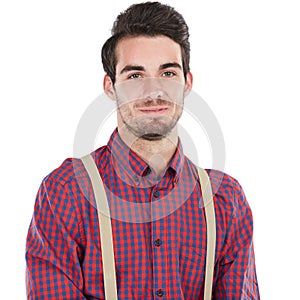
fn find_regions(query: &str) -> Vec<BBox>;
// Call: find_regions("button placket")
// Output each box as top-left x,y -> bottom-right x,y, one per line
152,204 -> 166,299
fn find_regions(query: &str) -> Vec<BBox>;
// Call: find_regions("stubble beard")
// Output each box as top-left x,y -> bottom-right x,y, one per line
117,101 -> 183,141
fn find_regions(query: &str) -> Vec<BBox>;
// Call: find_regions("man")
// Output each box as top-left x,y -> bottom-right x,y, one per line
26,2 -> 260,299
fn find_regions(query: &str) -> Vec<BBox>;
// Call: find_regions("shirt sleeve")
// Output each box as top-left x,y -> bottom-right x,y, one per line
213,179 -> 260,299
25,175 -> 87,299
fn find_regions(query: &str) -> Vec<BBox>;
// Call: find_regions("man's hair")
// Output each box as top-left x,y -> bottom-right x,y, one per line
101,1 -> 190,84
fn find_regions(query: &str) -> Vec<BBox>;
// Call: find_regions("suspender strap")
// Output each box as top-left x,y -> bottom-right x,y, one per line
81,154 -> 118,300
81,154 -> 215,300
198,167 -> 216,300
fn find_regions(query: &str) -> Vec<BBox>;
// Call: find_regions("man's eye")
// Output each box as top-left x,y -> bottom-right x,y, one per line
128,73 -> 142,79
162,71 -> 176,77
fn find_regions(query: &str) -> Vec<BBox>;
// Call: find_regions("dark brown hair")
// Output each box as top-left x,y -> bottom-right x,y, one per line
101,2 -> 190,84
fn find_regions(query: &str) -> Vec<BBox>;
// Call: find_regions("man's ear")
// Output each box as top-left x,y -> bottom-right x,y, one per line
103,74 -> 117,100
184,71 -> 193,97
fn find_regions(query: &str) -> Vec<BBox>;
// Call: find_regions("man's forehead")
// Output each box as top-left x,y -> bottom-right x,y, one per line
115,36 -> 182,68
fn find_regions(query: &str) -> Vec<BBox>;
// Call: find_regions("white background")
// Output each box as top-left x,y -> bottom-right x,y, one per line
1,0 -> 299,298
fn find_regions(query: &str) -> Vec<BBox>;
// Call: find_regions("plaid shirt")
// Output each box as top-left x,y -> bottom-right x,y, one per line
26,128 -> 260,299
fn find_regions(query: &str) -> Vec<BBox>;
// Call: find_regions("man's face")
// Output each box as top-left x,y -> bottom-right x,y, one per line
105,35 -> 193,140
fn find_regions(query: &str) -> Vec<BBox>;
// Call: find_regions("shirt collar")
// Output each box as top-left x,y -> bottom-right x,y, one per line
107,128 -> 185,185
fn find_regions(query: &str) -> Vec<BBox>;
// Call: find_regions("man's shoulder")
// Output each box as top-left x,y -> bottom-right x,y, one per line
203,168 -> 250,216
205,168 -> 241,193
42,146 -> 108,188
184,157 -> 241,194
45,157 -> 83,186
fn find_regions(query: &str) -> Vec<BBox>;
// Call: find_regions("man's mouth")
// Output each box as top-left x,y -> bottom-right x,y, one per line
138,106 -> 169,114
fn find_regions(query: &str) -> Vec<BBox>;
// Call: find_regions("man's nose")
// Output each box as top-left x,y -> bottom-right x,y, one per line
145,90 -> 163,99
142,78 -> 164,99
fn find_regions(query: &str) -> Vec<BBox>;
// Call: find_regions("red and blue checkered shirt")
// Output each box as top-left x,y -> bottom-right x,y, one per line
26,128 -> 260,299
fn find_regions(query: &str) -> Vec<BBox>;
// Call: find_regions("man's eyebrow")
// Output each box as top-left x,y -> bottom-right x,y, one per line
120,65 -> 145,74
120,63 -> 182,74
159,62 -> 182,70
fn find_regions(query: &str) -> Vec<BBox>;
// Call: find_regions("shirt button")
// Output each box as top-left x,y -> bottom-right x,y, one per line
154,238 -> 162,247
145,168 -> 151,175
153,191 -> 159,198
156,289 -> 164,297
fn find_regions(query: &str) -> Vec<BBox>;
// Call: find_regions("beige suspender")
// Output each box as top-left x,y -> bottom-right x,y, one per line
81,154 -> 118,300
81,154 -> 216,299
197,167 -> 216,300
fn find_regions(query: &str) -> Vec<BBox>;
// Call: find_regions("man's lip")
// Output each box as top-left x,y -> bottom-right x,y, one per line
138,106 -> 169,113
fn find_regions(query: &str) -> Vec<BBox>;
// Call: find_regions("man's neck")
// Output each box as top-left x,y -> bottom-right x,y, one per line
118,126 -> 178,177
